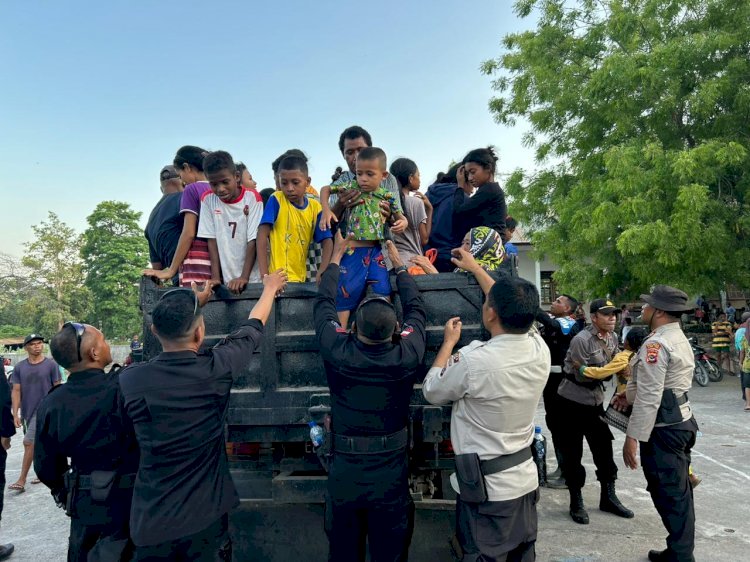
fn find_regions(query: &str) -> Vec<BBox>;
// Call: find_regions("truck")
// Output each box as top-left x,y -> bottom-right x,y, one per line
139,264 -> 513,561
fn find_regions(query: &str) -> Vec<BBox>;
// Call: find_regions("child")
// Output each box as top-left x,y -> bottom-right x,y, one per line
256,155 -> 333,283
197,151 -> 263,294
320,147 -> 408,326
504,216 -> 519,257
236,161 -> 258,191
389,157 -> 432,265
143,145 -> 213,287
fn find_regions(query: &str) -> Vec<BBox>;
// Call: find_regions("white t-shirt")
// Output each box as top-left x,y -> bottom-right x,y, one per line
197,188 -> 263,283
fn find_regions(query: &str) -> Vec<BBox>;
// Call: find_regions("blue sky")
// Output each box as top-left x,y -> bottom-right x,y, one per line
0,0 -> 537,258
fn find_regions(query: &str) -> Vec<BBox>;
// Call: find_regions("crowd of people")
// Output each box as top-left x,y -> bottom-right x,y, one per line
0,125 -> 701,562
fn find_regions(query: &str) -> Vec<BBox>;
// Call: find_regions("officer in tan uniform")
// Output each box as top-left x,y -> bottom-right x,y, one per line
615,285 -> 698,562
423,248 -> 550,561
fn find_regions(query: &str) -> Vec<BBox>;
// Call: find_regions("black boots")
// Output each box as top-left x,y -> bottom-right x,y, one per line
599,481 -> 634,518
568,488 -> 589,524
569,482 -> 633,524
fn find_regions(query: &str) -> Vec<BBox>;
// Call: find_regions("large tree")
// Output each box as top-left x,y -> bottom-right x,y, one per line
81,201 -> 149,339
21,213 -> 89,333
484,0 -> 750,298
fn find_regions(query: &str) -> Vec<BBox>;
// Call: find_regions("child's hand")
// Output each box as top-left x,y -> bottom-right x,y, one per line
315,270 -> 323,286
143,267 -> 175,282
263,269 -> 288,296
391,217 -> 408,234
227,277 -> 249,294
321,208 -> 338,231
414,192 -> 432,210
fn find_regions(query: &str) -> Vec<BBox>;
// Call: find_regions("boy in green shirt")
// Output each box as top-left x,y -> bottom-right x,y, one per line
320,147 -> 408,326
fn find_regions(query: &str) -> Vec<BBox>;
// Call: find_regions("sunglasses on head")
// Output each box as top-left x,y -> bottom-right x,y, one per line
160,287 -> 199,317
63,322 -> 86,362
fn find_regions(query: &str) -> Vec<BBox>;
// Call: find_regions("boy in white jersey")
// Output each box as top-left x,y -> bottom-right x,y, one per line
198,151 -> 263,294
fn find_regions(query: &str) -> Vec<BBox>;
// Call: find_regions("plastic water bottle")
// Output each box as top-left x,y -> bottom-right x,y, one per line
309,421 -> 324,448
531,426 -> 547,487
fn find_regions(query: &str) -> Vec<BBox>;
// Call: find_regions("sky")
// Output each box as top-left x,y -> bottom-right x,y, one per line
0,0 -> 538,259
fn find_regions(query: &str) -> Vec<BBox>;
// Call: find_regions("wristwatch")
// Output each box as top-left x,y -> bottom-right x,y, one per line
394,265 -> 408,275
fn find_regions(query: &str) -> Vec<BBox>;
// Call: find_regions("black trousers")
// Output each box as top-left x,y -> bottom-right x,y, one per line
68,517 -> 134,562
135,514 -> 231,562
557,396 -> 617,489
325,496 -> 415,562
640,424 -> 697,562
542,373 -> 565,455
0,446 -> 6,522
456,489 -> 539,562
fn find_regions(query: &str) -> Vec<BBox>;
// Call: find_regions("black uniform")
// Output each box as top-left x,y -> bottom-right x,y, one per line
118,319 -> 263,560
314,264 -> 426,562
34,368 -> 139,561
536,313 -> 580,459
0,362 -> 15,523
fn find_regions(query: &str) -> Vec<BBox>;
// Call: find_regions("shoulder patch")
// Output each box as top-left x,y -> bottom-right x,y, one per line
447,352 -> 461,367
645,342 -> 661,364
400,325 -> 414,338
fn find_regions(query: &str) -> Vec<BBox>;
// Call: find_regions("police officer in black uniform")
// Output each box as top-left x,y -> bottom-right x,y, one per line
35,322 -> 139,561
314,235 -> 426,562
536,294 -> 581,488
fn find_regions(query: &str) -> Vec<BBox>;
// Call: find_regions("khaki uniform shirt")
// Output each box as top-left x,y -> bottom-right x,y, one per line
558,325 -> 618,406
625,323 -> 694,442
422,332 -> 550,502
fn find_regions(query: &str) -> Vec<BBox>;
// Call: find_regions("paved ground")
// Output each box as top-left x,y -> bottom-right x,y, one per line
0,375 -> 747,561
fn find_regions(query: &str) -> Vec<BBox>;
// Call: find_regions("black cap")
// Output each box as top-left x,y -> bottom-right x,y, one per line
590,299 -> 617,314
640,285 -> 691,313
160,165 -> 179,181
23,334 -> 44,346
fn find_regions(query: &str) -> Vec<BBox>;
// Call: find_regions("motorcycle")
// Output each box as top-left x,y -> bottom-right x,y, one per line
688,337 -> 723,386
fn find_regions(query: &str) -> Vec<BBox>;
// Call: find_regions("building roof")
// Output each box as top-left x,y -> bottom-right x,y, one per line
509,224 -> 531,244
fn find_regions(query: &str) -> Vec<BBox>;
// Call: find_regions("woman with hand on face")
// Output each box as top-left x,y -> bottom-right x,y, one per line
453,147 -> 507,243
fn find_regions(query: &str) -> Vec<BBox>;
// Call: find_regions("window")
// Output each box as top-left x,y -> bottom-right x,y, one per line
540,271 -> 557,305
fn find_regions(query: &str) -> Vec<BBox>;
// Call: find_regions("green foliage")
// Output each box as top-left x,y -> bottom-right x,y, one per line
0,325 -> 33,339
81,201 -> 149,339
486,0 -> 750,299
20,213 -> 89,333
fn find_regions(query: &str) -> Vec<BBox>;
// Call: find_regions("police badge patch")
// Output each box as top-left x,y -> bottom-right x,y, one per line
645,342 -> 661,364
448,353 -> 461,367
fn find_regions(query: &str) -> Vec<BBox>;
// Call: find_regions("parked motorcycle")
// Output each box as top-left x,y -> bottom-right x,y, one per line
688,337 -> 723,386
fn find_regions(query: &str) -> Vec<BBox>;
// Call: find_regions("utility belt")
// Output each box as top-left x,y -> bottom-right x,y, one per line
62,470 -> 136,517
332,427 -> 408,455
454,447 -> 533,504
655,390 -> 689,425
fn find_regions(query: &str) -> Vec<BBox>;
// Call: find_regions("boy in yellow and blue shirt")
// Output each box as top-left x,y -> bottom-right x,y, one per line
256,155 -> 333,283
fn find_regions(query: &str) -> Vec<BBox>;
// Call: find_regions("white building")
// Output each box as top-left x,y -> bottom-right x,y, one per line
508,225 -> 560,310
